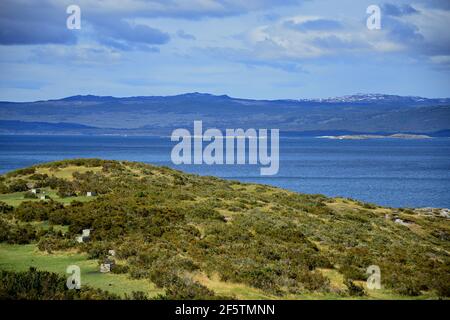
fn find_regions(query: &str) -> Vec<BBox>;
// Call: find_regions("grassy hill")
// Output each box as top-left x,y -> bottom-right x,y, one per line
0,159 -> 449,299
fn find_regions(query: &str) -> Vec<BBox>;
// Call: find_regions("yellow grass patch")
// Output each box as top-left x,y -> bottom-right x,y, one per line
36,165 -> 103,180
192,272 -> 276,300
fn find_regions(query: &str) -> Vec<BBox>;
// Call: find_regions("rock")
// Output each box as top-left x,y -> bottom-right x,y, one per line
440,209 -> 450,218
394,218 -> 407,226
100,264 -> 111,273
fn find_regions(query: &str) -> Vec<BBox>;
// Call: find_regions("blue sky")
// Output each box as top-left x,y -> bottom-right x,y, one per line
0,0 -> 449,101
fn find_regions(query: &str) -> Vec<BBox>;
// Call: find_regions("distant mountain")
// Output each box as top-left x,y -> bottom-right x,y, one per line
0,93 -> 449,135
298,93 -> 450,105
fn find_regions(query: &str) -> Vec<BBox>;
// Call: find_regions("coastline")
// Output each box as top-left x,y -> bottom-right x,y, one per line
317,133 -> 432,140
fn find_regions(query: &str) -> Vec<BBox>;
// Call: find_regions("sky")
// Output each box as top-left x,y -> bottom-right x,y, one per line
0,0 -> 449,101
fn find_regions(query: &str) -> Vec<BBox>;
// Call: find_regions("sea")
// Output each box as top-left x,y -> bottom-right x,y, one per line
0,135 -> 449,209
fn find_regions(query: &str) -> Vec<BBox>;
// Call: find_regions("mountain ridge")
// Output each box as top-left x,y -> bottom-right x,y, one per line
1,92 -> 449,134
3,92 -> 450,105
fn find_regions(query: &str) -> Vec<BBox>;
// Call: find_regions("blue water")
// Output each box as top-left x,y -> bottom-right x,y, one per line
0,135 -> 449,208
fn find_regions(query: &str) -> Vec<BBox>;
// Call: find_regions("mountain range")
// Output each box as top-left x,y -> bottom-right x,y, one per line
0,93 -> 449,136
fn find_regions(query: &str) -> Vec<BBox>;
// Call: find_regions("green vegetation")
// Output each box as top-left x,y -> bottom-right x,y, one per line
0,267 -> 119,300
0,159 -> 449,300
0,244 -> 163,298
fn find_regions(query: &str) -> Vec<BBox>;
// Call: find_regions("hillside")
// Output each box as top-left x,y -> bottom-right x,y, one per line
0,159 -> 449,299
1,93 -> 450,135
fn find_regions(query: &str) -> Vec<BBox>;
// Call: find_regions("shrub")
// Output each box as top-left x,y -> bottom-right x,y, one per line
23,191 -> 37,199
6,167 -> 35,177
15,201 -> 64,222
0,268 -> 119,300
0,201 -> 13,214
57,182 -> 77,197
299,270 -> 331,292
393,276 -> 422,296
0,219 -> 37,244
37,236 -> 75,253
0,183 -> 9,194
8,179 -> 29,192
162,275 -> 218,300
345,279 -> 366,296
111,264 -> 129,274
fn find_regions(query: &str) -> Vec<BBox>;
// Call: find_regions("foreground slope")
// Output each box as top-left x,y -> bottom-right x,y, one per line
0,159 -> 449,299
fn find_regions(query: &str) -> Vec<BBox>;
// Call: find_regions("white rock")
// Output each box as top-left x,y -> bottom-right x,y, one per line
100,264 -> 111,273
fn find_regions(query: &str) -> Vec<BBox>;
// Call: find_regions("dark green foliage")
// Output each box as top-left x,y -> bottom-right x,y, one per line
345,279 -> 366,296
0,201 -> 13,214
0,218 -> 38,244
86,241 -> 111,259
125,291 -> 149,300
0,268 -> 119,300
388,273 -> 422,296
29,173 -> 49,181
8,179 -> 29,192
0,183 -> 9,194
431,273 -> 450,298
37,235 -> 74,253
186,205 -> 225,221
23,191 -> 37,199
298,270 -> 331,292
71,171 -> 111,194
6,167 -> 36,178
15,201 -> 64,222
57,181 -> 77,197
154,273 -> 226,300
111,264 -> 129,274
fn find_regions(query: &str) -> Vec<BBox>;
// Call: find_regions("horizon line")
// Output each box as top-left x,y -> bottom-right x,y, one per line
2,91 -> 450,104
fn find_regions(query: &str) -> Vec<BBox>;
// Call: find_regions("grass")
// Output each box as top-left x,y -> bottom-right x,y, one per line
192,272 -> 276,300
29,221 -> 69,233
0,243 -> 164,298
0,189 -> 95,207
191,270 -> 435,300
35,166 -> 103,181
3,243 -> 422,300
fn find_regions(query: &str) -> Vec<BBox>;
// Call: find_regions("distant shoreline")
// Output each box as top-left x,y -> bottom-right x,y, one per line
317,133 -> 433,140
0,132 -> 448,138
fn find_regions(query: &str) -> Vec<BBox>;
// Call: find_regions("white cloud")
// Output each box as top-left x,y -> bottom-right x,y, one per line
241,16 -> 373,59
50,0 -> 304,19
230,4 -> 450,63
31,45 -> 122,65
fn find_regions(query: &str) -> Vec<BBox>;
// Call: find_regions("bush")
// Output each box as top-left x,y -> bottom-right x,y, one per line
0,201 -> 13,214
393,276 -> 422,296
433,279 -> 450,298
111,264 -> 129,274
6,167 -> 35,177
162,274 -> 219,300
23,191 -> 37,199
29,173 -> 48,181
0,183 -> 9,194
299,270 -> 331,292
8,179 -> 29,192
345,279 -> 366,296
15,201 -> 64,222
187,206 -> 225,221
57,182 -> 77,198
0,268 -> 119,300
0,218 -> 37,244
37,236 -> 74,253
